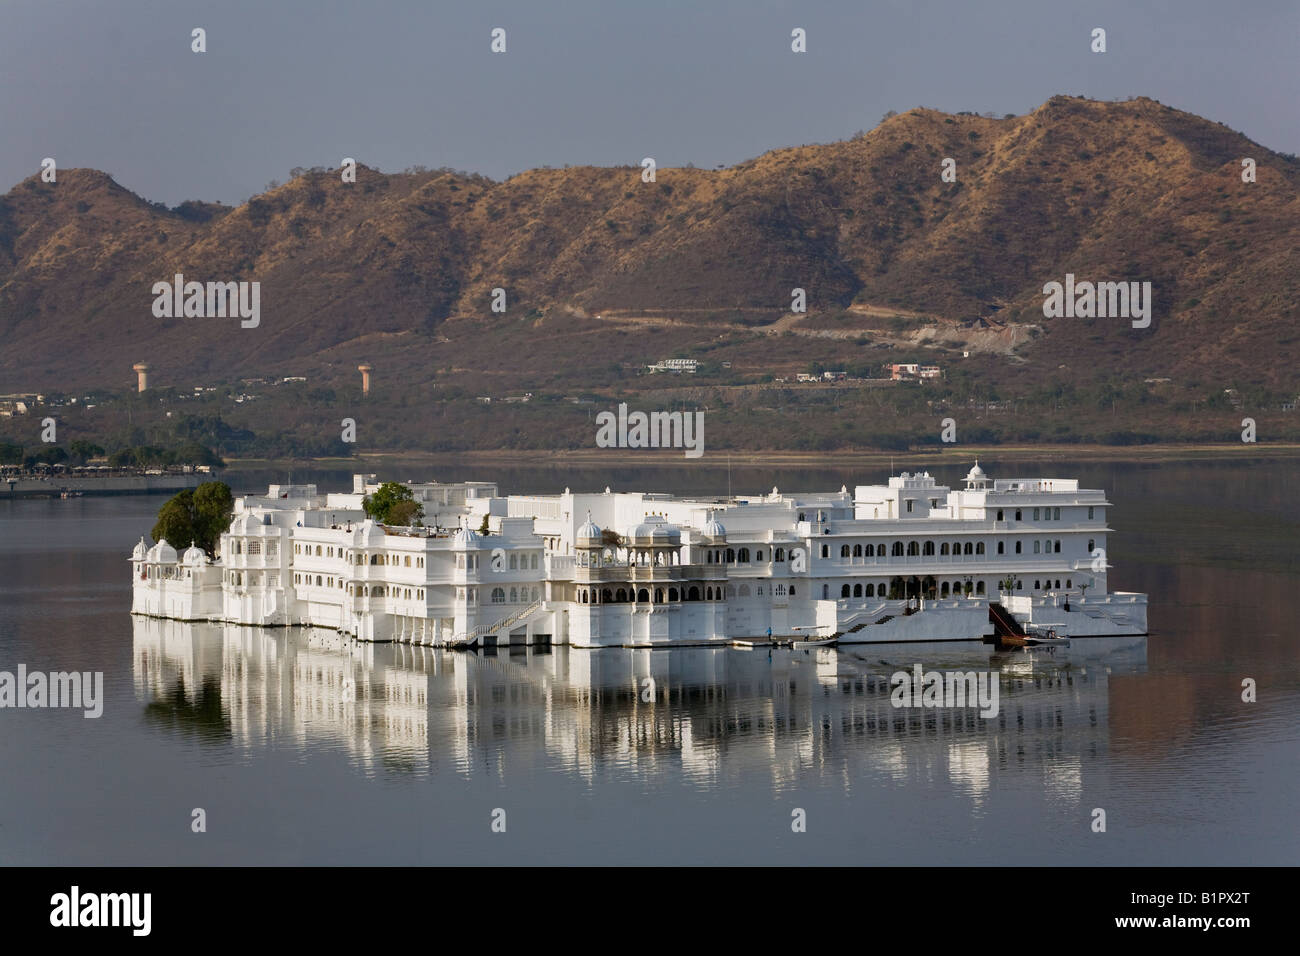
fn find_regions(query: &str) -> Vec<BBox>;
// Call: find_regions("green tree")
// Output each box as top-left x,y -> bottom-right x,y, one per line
362,482 -> 423,525
152,490 -> 197,550
192,482 -> 235,555
151,482 -> 233,556
387,498 -> 423,526
69,440 -> 105,462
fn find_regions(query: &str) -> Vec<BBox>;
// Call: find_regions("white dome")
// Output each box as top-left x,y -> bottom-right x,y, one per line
964,461 -> 987,483
650,524 -> 681,543
701,516 -> 727,539
452,526 -> 480,549
148,539 -> 178,563
576,513 -> 602,545
131,537 -> 148,561
182,545 -> 206,567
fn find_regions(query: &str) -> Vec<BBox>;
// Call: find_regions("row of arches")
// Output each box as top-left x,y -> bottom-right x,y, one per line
490,586 -> 542,604
578,585 -> 715,604
828,540 -> 988,559
827,576 -> 989,601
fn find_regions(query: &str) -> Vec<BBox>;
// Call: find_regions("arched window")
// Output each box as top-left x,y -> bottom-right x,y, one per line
655,589 -> 664,603
997,541 -> 1004,554
491,587 -> 505,604
1034,580 -> 1041,590
1054,541 -> 1061,553
509,587 -> 518,602
638,588 -> 650,603
775,548 -> 785,562
616,588 -> 628,602
853,544 -> 863,557
602,589 -> 613,603
923,541 -> 935,556
509,554 -> 517,570
865,544 -> 875,557
775,585 -> 786,597
841,545 -> 851,558
1034,541 -> 1041,554
821,544 -> 829,558
1088,539 -> 1095,553
669,588 -> 679,601
941,542 -> 950,555
727,549 -> 735,563
789,586 -> 795,597
531,554 -> 539,569
315,575 -> 322,586
963,542 -> 973,555
738,548 -> 750,562
705,587 -> 713,601
866,584 -> 875,597
907,541 -> 919,556
941,582 -> 950,597
1015,510 -> 1022,521
976,581 -> 985,595
892,542 -> 904,557
1015,541 -> 1022,554
706,551 -> 713,564
822,584 -> 829,599
996,509 -> 1004,521
975,542 -> 985,555
841,584 -> 851,598
756,550 -> 764,562
1066,579 -> 1071,589
853,584 -> 862,597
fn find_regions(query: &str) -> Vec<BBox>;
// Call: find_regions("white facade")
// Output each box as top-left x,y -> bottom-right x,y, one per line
132,466 -> 1148,647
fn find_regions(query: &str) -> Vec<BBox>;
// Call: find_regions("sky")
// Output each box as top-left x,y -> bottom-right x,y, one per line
2,0 -> 1297,207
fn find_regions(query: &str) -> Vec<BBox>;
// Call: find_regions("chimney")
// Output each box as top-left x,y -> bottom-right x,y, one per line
358,364 -> 372,395
133,363 -> 150,393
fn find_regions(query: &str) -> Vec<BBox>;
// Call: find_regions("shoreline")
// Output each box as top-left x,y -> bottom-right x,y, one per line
220,443 -> 1300,471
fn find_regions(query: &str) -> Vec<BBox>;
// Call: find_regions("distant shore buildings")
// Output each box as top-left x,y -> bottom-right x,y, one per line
647,358 -> 698,374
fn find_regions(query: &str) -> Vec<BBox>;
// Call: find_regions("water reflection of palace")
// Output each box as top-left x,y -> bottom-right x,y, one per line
133,616 -> 1146,796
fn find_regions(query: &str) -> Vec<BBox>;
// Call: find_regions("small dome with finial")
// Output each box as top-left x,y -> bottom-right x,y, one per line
576,511 -> 602,545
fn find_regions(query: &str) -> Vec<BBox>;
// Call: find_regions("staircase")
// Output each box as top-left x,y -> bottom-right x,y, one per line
447,600 -> 545,649
831,613 -> 895,640
987,602 -> 1028,645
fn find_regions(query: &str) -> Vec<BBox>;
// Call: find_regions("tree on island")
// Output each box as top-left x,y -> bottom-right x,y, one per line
151,481 -> 234,557
362,482 -> 423,526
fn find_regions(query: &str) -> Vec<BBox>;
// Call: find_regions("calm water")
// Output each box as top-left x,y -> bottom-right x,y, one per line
1,458 -> 1297,865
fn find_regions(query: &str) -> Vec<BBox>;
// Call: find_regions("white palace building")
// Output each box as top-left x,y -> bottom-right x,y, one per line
131,465 -> 1148,647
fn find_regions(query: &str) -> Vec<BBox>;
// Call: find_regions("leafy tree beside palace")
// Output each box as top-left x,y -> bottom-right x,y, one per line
151,482 -> 235,557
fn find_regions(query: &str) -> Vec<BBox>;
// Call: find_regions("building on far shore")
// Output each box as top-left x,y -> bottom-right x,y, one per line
888,363 -> 942,381
647,358 -> 698,374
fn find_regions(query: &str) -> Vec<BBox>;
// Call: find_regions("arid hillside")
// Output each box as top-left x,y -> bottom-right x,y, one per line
1,95 -> 1296,395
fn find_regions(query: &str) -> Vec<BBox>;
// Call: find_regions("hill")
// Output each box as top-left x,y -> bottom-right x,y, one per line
1,95 -> 1296,403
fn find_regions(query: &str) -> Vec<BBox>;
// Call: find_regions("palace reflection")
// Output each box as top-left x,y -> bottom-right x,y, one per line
132,616 -> 1146,799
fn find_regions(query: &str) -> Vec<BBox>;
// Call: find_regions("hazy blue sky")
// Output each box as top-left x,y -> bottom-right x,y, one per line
2,0 -> 1297,206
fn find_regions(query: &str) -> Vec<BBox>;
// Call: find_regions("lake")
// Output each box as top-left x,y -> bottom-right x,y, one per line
1,457 -> 1297,864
